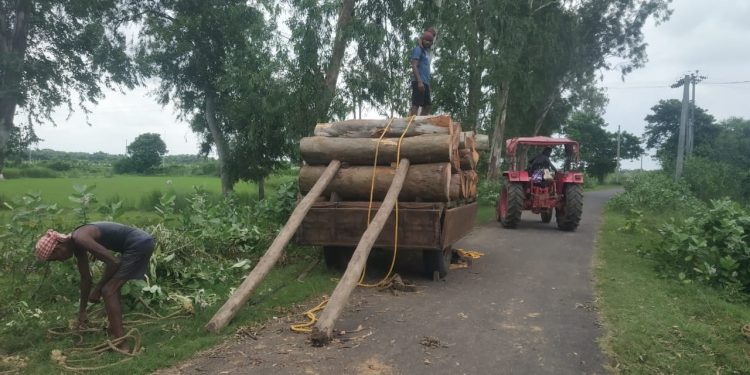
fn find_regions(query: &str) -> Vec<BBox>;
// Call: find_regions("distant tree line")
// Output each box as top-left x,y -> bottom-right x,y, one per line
2,0 -> 673,191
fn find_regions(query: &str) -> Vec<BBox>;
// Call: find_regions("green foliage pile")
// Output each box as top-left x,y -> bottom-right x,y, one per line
0,182 -> 299,340
608,171 -> 703,213
649,199 -> 750,296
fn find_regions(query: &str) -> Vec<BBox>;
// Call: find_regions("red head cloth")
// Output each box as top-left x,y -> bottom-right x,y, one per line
34,230 -> 68,261
421,31 -> 434,42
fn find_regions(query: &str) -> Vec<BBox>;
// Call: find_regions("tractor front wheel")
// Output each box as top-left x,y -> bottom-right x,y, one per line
541,211 -> 552,223
499,182 -> 524,228
557,184 -> 583,231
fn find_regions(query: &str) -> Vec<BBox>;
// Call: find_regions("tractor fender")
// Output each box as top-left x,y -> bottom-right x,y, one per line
503,170 -> 530,182
558,172 -> 584,184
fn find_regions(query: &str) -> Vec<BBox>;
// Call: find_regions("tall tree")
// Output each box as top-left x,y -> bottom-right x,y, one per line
643,99 -> 717,167
285,0 -> 357,137
138,0 -> 278,195
564,111 -> 643,183
125,132 -> 167,173
0,0 -> 141,176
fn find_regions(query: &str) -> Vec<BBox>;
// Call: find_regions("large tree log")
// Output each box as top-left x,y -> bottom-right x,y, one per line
459,131 -> 476,150
311,159 -> 411,346
459,149 -> 477,171
299,163 -> 451,202
300,135 -> 453,165
475,134 -> 489,151
449,173 -> 462,201
205,160 -> 342,333
314,115 -> 452,138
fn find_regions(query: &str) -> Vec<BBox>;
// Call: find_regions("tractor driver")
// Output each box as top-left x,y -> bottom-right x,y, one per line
528,146 -> 557,185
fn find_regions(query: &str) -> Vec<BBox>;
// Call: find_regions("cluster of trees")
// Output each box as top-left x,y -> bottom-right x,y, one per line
2,0 -> 673,191
644,100 -> 750,202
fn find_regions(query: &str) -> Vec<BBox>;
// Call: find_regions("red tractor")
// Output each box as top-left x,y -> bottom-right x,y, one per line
495,137 -> 584,231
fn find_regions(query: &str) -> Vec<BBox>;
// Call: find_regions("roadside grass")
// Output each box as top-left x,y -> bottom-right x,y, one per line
595,209 -> 750,374
0,255 -> 336,374
476,202 -> 495,224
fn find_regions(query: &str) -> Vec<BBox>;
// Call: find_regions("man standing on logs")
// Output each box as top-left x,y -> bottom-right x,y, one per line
408,29 -> 435,117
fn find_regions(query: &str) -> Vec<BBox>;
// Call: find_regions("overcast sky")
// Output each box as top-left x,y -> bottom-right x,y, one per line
31,0 -> 750,170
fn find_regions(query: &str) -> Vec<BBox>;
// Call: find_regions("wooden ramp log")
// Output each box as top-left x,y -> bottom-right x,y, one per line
314,115 -> 452,138
300,135 -> 453,166
310,159 -> 411,346
204,160 -> 342,333
299,163 -> 451,202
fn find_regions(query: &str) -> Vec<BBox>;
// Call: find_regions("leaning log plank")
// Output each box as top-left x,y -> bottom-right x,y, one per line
314,115 -> 452,138
299,163 -> 451,202
310,159 -> 411,346
204,160 -> 342,333
300,135 -> 453,165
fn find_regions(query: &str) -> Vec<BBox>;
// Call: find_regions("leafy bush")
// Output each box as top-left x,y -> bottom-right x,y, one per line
608,171 -> 703,213
648,199 -> 750,296
683,156 -> 748,204
477,179 -> 501,208
18,166 -> 58,178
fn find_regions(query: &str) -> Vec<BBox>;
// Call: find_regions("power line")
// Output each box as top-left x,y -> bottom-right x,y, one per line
702,80 -> 750,85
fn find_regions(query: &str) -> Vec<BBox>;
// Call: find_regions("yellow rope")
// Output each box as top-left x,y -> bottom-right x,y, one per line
290,116 -> 417,332
359,115 -> 415,288
289,297 -> 329,333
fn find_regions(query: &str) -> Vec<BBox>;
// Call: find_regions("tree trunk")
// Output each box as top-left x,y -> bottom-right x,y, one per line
318,0 -> 356,121
300,135 -> 454,166
0,0 -> 32,175
488,81 -> 510,180
205,160 -> 341,333
465,0 -> 485,131
311,159 -> 410,346
299,163 -> 451,202
532,87 -> 559,136
314,115 -> 453,138
204,93 -> 233,196
257,176 -> 265,200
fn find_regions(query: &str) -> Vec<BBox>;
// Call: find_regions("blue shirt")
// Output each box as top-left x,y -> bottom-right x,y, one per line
410,46 -> 431,85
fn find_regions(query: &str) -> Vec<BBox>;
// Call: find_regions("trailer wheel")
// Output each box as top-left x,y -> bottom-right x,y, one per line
423,247 -> 452,280
323,246 -> 354,270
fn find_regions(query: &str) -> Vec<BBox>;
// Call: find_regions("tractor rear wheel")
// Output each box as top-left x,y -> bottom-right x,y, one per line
500,182 -> 524,228
557,184 -> 583,231
541,211 -> 552,223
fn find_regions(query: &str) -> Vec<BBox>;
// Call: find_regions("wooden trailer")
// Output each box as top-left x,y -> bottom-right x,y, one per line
297,200 -> 477,280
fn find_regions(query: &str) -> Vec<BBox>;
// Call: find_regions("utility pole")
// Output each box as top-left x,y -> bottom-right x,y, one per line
672,74 -> 690,181
616,125 -> 621,182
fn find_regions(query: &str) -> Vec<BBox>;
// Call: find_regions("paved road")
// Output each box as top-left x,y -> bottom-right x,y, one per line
159,189 -> 617,375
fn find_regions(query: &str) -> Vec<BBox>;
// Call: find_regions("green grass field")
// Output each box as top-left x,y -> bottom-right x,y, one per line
595,209 -> 750,373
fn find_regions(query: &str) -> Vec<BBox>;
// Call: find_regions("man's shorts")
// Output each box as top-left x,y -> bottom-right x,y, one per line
411,81 -> 432,107
113,237 -> 155,280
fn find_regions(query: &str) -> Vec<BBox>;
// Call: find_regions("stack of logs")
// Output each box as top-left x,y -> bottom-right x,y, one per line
298,115 -> 479,203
